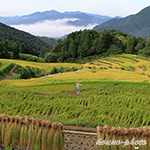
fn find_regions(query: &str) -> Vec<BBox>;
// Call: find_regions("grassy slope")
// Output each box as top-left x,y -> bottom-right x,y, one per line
0,59 -> 12,68
0,54 -> 150,128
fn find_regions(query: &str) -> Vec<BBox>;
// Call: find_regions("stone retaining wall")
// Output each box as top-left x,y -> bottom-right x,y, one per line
63,130 -> 97,150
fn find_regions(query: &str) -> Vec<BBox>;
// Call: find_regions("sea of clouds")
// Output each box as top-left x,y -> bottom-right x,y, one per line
11,18 -> 97,38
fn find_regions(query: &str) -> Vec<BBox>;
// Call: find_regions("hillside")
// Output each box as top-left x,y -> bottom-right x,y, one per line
0,58 -> 82,80
37,36 -> 56,46
0,22 -> 52,57
0,10 -> 112,27
46,29 -> 147,63
0,54 -> 150,128
93,5 -> 150,39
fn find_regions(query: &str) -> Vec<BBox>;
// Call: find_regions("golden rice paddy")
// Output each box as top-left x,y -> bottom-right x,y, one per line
1,54 -> 150,87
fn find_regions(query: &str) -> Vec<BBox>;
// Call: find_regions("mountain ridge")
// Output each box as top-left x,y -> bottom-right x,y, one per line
93,5 -> 150,39
0,22 -> 52,57
0,10 -> 112,26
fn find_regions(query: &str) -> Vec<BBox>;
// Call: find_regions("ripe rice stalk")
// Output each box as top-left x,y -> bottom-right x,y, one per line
2,115 -> 6,123
118,127 -> 126,150
131,127 -> 141,149
101,125 -> 107,150
32,118 -> 37,127
45,120 -> 52,130
11,123 -> 20,148
25,116 -> 30,124
31,127 -> 37,150
32,118 -> 43,149
97,126 -> 103,150
19,125 -> 25,148
53,128 -> 64,150
35,118 -> 41,131
27,125 -> 33,149
41,120 -> 51,150
41,120 -> 47,129
14,116 -> 20,125
127,128 -> 133,150
31,117 -> 37,149
53,122 -> 64,150
103,125 -> 111,150
41,128 -> 48,150
118,127 -> 127,150
35,127 -> 43,150
46,122 -> 57,150
19,117 -> 24,125
1,122 -> 6,144
141,127 -> 149,150
148,128 -> 150,150
111,127 -> 118,150
4,122 -> 14,146
134,128 -> 141,145
23,125 -> 29,147
3,115 -> 9,124
0,121 -> 3,144
123,128 -> 130,150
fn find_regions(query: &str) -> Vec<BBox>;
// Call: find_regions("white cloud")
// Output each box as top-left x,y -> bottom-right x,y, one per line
11,18 -> 98,38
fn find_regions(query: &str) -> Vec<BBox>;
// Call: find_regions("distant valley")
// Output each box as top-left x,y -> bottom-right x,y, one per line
1,6 -> 150,39
0,10 -> 113,38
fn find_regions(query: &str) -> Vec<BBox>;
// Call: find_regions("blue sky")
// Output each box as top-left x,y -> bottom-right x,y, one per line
0,0 -> 150,17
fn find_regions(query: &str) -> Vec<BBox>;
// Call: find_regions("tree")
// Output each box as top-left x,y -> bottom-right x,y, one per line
12,41 -> 20,59
68,39 -> 77,59
20,43 -> 27,54
45,52 -> 58,62
126,36 -> 137,54
144,49 -> 150,60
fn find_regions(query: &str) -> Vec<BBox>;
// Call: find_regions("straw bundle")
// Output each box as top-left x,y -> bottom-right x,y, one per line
0,114 -> 64,150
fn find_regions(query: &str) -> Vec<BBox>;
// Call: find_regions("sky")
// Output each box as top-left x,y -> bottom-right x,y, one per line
0,0 -> 150,37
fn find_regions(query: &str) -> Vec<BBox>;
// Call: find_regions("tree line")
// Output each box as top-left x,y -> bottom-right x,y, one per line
0,22 -> 52,57
45,29 -> 150,63
0,39 -> 37,59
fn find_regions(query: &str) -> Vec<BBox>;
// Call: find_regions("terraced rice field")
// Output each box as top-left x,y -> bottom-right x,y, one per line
0,54 -> 150,128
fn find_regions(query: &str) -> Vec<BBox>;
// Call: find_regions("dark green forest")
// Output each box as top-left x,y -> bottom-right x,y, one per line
45,29 -> 150,63
0,39 -> 38,59
1,20 -> 150,64
0,22 -> 52,57
37,36 -> 56,47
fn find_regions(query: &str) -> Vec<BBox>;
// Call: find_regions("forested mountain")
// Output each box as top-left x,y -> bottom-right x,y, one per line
0,22 -> 52,57
93,6 -> 150,39
37,36 -> 56,47
45,29 -> 149,63
0,10 -> 112,27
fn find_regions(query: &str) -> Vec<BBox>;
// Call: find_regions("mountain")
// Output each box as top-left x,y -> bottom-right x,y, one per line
37,36 -> 56,46
0,22 -> 52,57
93,6 -> 150,39
47,29 -> 146,63
0,10 -> 112,27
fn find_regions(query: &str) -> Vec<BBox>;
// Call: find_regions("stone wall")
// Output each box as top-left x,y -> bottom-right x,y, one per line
63,130 -> 97,150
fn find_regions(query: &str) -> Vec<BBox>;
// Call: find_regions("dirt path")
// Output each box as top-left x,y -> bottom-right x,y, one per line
10,64 -> 16,73
40,69 -> 81,79
5,65 -> 17,79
